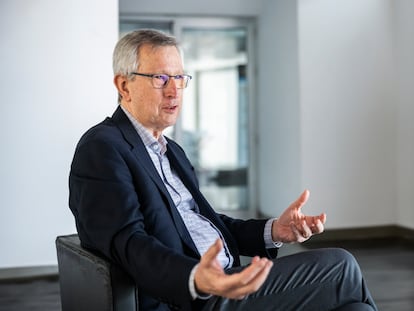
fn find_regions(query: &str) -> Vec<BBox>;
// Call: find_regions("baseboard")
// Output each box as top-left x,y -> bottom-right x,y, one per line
309,225 -> 414,242
303,225 -> 414,250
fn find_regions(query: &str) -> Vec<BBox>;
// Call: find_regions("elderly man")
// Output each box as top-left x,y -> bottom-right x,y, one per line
69,29 -> 377,311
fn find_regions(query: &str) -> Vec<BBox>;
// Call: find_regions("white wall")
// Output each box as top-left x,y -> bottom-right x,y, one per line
119,0 -> 261,16
257,1 -> 302,217
0,0 -> 118,268
258,0 -> 414,230
299,0 -> 397,228
395,0 -> 414,229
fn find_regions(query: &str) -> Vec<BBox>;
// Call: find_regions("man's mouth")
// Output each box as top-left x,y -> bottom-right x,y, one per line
164,105 -> 178,112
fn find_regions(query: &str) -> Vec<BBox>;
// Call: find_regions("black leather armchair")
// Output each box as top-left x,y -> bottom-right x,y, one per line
56,234 -> 139,311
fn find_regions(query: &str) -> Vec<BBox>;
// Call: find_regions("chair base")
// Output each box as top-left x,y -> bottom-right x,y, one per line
56,234 -> 138,311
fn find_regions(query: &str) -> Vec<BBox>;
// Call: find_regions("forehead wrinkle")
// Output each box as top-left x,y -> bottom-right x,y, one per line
138,46 -> 184,75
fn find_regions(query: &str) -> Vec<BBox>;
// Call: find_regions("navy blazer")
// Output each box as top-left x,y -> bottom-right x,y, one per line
69,106 -> 276,310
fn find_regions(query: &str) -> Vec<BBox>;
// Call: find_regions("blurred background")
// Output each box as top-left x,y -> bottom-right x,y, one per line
0,0 -> 413,309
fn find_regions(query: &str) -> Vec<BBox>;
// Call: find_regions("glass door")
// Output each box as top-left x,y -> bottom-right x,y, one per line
179,26 -> 249,211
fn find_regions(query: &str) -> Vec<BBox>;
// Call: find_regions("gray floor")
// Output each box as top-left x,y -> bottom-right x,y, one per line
0,276 -> 60,311
302,238 -> 414,311
0,239 -> 413,311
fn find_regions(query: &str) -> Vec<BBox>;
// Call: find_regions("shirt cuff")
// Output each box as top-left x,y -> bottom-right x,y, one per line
264,218 -> 283,248
189,264 -> 212,300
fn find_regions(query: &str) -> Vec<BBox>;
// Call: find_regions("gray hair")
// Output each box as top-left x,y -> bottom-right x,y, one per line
112,29 -> 180,77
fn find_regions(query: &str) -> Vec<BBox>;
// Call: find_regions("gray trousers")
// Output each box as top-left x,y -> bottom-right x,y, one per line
202,248 -> 378,311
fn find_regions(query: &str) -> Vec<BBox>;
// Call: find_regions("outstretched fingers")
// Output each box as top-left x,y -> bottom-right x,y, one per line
196,240 -> 274,300
290,212 -> 327,241
309,214 -> 326,233
218,257 -> 273,299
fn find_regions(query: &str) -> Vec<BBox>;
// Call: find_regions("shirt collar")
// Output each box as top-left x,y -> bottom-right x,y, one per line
120,105 -> 168,155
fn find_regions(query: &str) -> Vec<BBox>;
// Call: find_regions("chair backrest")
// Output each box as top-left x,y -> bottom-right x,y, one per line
56,234 -> 139,311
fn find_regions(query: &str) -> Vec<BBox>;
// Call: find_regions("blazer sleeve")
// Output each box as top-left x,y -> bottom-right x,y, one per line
166,138 -> 277,260
218,214 -> 279,259
69,126 -> 197,307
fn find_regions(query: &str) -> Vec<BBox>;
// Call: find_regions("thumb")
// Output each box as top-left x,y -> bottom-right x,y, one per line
201,239 -> 223,264
293,189 -> 310,211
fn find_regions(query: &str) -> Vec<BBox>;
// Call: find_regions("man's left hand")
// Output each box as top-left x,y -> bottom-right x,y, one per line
271,190 -> 326,243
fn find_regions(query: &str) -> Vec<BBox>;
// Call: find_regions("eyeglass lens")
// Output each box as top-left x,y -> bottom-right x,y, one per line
153,74 -> 190,89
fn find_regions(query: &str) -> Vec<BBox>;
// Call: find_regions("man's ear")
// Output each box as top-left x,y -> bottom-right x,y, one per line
114,74 -> 131,102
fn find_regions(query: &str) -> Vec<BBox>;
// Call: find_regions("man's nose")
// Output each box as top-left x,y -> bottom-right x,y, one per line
163,78 -> 178,97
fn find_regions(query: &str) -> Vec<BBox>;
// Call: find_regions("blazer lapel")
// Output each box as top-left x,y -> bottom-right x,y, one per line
111,107 -> 166,193
111,107 -> 199,257
166,143 -> 240,262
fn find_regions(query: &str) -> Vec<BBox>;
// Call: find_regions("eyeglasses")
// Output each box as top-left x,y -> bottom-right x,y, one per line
130,72 -> 192,89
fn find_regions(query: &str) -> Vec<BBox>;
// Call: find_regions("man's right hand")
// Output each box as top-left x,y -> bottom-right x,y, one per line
194,239 -> 273,299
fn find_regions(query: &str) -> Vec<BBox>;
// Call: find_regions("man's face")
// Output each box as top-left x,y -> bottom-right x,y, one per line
120,44 -> 184,138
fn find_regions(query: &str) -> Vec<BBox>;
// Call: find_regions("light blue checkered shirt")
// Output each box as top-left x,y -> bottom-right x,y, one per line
121,107 -> 233,269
